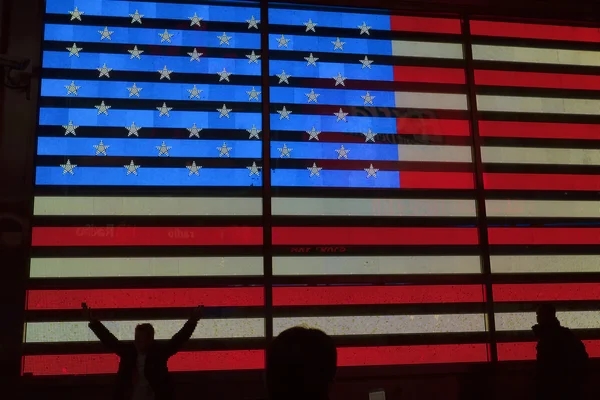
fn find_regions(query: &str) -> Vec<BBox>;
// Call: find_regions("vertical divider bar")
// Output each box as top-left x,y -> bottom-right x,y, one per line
461,17 -> 498,363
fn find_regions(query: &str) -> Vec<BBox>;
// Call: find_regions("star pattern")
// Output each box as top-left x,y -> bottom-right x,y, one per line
278,143 -> 293,158
98,26 -> 114,40
217,142 -> 232,157
218,32 -> 232,46
335,145 -> 350,159
277,106 -> 292,120
217,68 -> 232,82
65,81 -> 80,96
306,127 -> 321,141
69,7 -> 84,21
304,53 -> 319,66
358,22 -> 372,35
333,73 -> 347,87
307,163 -> 322,177
276,70 -> 291,84
127,83 -> 143,97
246,51 -> 261,64
125,160 -> 140,176
360,56 -> 374,69
130,10 -> 143,24
365,164 -> 379,178
188,123 -> 202,138
247,162 -> 262,176
61,159 -> 77,175
93,140 -> 109,156
189,13 -> 203,27
305,89 -> 320,103
97,63 -> 112,78
361,91 -> 375,105
95,101 -> 111,115
304,19 -> 317,32
128,45 -> 144,59
217,104 -> 232,118
334,108 -> 348,122
247,16 -> 260,29
158,29 -> 174,43
247,125 -> 261,139
188,85 -> 202,99
157,102 -> 173,117
126,122 -> 141,137
158,66 -> 173,80
156,141 -> 172,156
188,48 -> 203,62
247,87 -> 261,101
363,129 -> 377,143
63,121 -> 78,136
66,43 -> 82,57
276,34 -> 290,48
187,161 -> 201,176
332,37 -> 345,51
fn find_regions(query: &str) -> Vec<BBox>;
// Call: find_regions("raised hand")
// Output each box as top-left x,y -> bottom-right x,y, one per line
82,302 -> 93,321
190,305 -> 204,322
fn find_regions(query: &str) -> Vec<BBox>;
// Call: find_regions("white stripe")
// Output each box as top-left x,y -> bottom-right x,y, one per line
398,144 -> 472,162
486,200 -> 600,218
472,44 -> 600,67
395,92 -> 468,110
24,319 -> 264,343
33,197 -> 262,216
496,311 -> 600,331
392,40 -> 464,59
272,198 -> 476,217
274,314 -> 486,336
29,257 -> 263,278
477,95 -> 600,115
273,256 -> 481,275
491,255 -> 600,273
483,147 -> 600,165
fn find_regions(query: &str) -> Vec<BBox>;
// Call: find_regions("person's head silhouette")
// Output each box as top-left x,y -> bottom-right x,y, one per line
134,323 -> 155,353
266,326 -> 337,400
536,303 -> 559,327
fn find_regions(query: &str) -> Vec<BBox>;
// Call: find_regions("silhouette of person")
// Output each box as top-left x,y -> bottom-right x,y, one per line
533,304 -> 588,400
82,303 -> 203,400
266,326 -> 337,400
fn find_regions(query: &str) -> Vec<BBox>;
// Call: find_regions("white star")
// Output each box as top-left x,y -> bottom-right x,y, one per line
218,32 -> 232,46
359,56 -> 374,69
277,106 -> 292,120
307,162 -> 322,177
97,63 -> 112,78
246,15 -> 260,29
93,140 -> 109,156
333,73 -> 347,86
363,128 -> 377,142
69,7 -> 84,21
335,145 -> 350,159
158,29 -> 174,43
332,37 -> 345,51
66,43 -> 82,57
217,104 -> 232,118
358,22 -> 371,35
63,121 -> 78,136
125,160 -> 140,176
158,66 -> 173,80
304,53 -> 319,66
187,123 -> 202,138
127,83 -> 143,97
246,50 -> 261,64
365,164 -> 379,178
247,162 -> 262,176
361,91 -> 375,105
65,81 -> 80,96
305,89 -> 320,103
126,122 -> 141,137
217,68 -> 232,82
156,141 -> 172,156
98,26 -> 114,40
130,10 -> 143,24
128,45 -> 144,59
304,19 -> 317,32
276,34 -> 290,48
247,87 -> 261,101
157,102 -> 173,117
278,143 -> 293,158
276,70 -> 291,84
95,101 -> 111,115
188,48 -> 203,62
334,108 -> 348,122
217,142 -> 232,157
188,85 -> 202,99
247,125 -> 261,139
306,127 -> 321,141
61,159 -> 77,175
189,13 -> 203,27
187,161 -> 201,176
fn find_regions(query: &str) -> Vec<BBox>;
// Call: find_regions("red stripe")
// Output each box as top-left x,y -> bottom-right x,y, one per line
479,120 -> 600,141
498,341 -> 600,361
394,66 -> 465,84
484,173 -> 600,191
26,288 -> 264,310
471,20 -> 600,43
396,118 -> 470,136
390,16 -> 461,35
272,227 -> 479,246
475,70 -> 600,91
488,228 -> 600,245
273,285 -> 484,306
22,350 -> 264,376
31,227 -> 263,247
402,172 -> 475,189
494,283 -> 600,302
338,344 -> 488,366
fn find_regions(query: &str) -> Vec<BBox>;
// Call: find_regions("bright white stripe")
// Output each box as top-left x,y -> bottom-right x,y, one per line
272,198 -> 476,217
483,147 -> 600,165
33,197 -> 262,216
24,319 -> 264,343
496,311 -> 600,331
477,95 -> 600,115
395,92 -> 468,110
274,314 -> 486,336
29,257 -> 263,278
472,44 -> 600,67
392,40 -> 464,59
273,256 -> 481,275
491,255 -> 600,273
398,144 -> 472,162
486,200 -> 600,218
